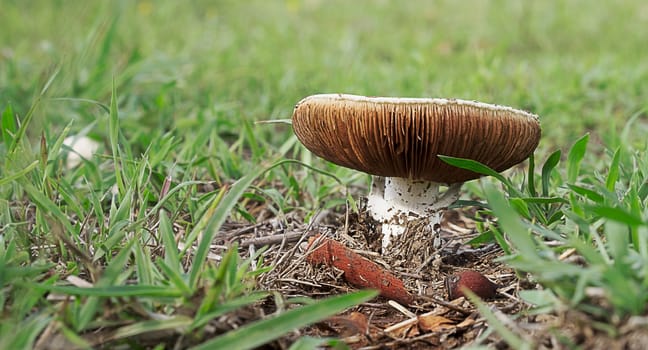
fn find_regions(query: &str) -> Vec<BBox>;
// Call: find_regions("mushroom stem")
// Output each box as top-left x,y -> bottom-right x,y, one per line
367,176 -> 462,249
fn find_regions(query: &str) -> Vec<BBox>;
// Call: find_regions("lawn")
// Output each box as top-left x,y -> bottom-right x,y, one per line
1,1 -> 647,349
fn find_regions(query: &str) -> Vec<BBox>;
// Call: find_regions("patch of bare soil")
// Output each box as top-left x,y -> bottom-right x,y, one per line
220,201 -> 648,349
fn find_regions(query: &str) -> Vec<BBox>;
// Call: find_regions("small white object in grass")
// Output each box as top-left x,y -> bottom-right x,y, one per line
66,275 -> 93,288
63,135 -> 100,168
111,184 -> 119,196
388,300 -> 416,318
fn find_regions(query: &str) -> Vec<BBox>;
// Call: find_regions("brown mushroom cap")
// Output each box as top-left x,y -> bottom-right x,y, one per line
292,94 -> 541,184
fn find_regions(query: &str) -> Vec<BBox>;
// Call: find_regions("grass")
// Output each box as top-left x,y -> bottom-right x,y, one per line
450,135 -> 647,319
1,0 -> 648,348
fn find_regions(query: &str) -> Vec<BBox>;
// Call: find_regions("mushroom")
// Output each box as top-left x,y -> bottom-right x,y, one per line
292,94 -> 540,250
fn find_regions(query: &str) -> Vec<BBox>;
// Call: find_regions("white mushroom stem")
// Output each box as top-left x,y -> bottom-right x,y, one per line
366,176 -> 462,249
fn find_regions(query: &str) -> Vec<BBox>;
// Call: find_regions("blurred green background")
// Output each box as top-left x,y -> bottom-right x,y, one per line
2,0 -> 647,154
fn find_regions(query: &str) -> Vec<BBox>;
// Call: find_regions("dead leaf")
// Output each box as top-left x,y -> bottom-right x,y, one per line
418,315 -> 455,332
456,316 -> 476,329
327,311 -> 369,337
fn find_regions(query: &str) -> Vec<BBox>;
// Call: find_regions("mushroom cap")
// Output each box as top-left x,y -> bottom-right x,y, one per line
292,94 -> 541,184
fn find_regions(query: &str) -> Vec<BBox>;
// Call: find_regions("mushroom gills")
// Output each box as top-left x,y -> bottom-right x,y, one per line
367,176 -> 462,249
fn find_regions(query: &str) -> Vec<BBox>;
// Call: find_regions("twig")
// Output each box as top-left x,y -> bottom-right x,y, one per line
416,295 -> 473,315
238,231 -> 310,248
271,228 -> 323,280
222,221 -> 270,238
388,300 -> 416,318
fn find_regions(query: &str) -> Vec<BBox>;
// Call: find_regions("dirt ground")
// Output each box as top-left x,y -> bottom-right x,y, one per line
215,200 -> 648,350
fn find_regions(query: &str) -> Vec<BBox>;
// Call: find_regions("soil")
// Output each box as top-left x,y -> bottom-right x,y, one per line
216,199 -> 648,349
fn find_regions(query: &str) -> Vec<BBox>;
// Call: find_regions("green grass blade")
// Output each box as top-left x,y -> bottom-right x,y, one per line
190,292 -> 268,330
95,220 -> 128,261
484,185 -> 539,259
112,316 -> 193,341
1,103 -> 17,145
242,119 -> 261,159
527,153 -> 537,197
0,312 -> 52,350
509,198 -> 531,219
8,67 -> 59,153
567,134 -> 589,183
109,79 -> 125,196
145,180 -> 207,220
288,337 -> 345,350
188,160 -> 293,288
0,160 -> 39,186
111,187 -> 133,224
134,240 -> 154,286
29,284 -> 184,298
77,238 -> 136,330
605,147 -> 621,191
520,197 -> 568,205
58,325 -> 93,349
48,97 -> 110,113
157,259 -> 191,296
98,238 -> 136,284
20,181 -> 76,234
40,65 -> 60,95
189,290 -> 378,350
586,205 -> 646,226
541,150 -> 561,197
490,226 -> 511,255
182,187 -> 226,256
159,210 -> 181,271
566,184 -> 605,203
638,181 -> 648,202
605,220 -> 630,260
438,155 -> 510,185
